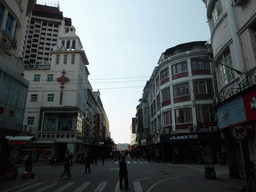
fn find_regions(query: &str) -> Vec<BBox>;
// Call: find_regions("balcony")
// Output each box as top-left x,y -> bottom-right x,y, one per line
24,63 -> 51,70
0,29 -> 17,50
218,71 -> 256,103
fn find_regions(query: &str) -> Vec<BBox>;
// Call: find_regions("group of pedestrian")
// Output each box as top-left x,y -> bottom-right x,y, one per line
58,152 -> 130,190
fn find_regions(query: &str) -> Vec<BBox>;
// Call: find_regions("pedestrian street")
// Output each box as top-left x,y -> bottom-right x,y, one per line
1,157 -> 244,192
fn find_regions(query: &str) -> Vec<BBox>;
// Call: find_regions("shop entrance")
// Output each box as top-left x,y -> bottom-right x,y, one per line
55,143 -> 67,162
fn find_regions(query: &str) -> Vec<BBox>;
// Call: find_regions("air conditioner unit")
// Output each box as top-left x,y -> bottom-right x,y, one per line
233,0 -> 244,6
209,126 -> 219,131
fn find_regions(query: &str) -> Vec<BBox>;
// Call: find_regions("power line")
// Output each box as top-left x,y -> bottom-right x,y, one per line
93,85 -> 144,90
89,76 -> 150,81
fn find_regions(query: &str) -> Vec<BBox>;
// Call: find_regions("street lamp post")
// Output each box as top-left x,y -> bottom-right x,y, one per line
200,57 -> 242,74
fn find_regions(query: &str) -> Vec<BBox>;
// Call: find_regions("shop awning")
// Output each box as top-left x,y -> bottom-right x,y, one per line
5,136 -> 34,142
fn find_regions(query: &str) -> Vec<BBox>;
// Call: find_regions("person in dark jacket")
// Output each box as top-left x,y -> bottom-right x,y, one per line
59,158 -> 71,179
119,156 -> 129,190
84,154 -> 91,173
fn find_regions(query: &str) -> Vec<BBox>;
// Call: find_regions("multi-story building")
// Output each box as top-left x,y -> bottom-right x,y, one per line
137,41 -> 221,163
22,3 -> 72,66
0,0 -> 36,136
22,28 -> 92,161
203,0 -> 256,179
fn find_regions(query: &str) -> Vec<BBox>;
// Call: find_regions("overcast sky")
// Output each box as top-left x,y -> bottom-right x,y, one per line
45,0 -> 210,143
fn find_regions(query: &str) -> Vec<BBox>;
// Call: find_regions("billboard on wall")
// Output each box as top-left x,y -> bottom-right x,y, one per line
132,118 -> 136,133
244,89 -> 256,121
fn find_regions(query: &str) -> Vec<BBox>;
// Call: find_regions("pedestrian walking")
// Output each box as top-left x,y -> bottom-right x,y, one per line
119,156 -> 129,190
69,152 -> 73,165
101,151 -> 105,165
84,154 -> 91,173
59,158 -> 72,179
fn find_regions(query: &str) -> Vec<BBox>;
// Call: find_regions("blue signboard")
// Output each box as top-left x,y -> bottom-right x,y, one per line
217,96 -> 246,128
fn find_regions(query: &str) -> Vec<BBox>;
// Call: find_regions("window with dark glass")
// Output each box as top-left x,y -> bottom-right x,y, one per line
175,108 -> 192,124
47,74 -> 53,82
5,13 -> 14,36
160,67 -> 169,80
163,111 -> 172,126
173,82 -> 189,97
71,55 -> 75,64
56,55 -> 60,64
64,55 -> 67,64
48,94 -> 54,102
172,61 -> 187,75
28,117 -> 34,125
31,94 -> 37,102
34,75 -> 40,82
162,87 -> 170,101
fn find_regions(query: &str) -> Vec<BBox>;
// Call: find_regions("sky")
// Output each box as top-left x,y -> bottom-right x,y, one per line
44,0 -> 210,144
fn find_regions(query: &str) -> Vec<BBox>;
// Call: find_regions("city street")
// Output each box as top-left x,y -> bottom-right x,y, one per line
0,157 -> 244,192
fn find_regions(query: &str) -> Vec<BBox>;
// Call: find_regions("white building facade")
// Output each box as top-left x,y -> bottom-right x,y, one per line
203,0 -> 256,179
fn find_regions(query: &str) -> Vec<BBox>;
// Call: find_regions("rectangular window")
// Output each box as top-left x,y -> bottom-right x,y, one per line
31,94 -> 37,102
28,117 -> 34,125
71,54 -> 75,64
212,0 -> 223,26
160,67 -> 169,80
173,82 -> 190,97
64,55 -> 67,64
162,87 -> 170,101
163,111 -> 172,126
175,108 -> 192,124
216,49 -> 235,88
34,75 -> 40,82
5,14 -> 13,36
191,59 -> 211,71
172,61 -> 188,75
48,94 -> 54,102
47,74 -> 53,82
0,5 -> 4,27
156,76 -> 160,91
56,55 -> 60,64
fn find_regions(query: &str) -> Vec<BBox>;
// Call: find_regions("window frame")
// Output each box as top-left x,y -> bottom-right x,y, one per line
64,55 -> 67,64
27,117 -> 34,125
31,94 -> 37,102
71,54 -> 75,64
47,94 -> 54,102
34,75 -> 41,82
47,74 -> 53,82
173,82 -> 190,97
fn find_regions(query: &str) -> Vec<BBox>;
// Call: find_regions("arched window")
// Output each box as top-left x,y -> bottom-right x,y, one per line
72,40 -> 76,49
67,40 -> 70,49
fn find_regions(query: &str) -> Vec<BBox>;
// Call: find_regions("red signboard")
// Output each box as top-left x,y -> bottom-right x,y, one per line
243,89 -> 256,121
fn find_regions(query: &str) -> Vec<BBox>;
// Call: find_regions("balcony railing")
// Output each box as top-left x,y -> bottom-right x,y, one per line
24,63 -> 51,69
0,29 -> 17,50
218,71 -> 256,103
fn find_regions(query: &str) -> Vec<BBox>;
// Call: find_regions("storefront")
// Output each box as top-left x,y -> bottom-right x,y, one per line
161,131 -> 221,164
217,85 -> 256,178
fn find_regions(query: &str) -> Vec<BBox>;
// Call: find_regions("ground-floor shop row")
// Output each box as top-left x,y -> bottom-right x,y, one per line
5,136 -> 92,164
137,131 -> 222,164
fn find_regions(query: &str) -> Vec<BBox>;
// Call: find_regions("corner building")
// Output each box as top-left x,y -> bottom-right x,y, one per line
137,41 -> 221,163
203,0 -> 256,179
0,0 -> 36,135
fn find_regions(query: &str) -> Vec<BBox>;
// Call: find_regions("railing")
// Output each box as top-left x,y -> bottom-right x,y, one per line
24,63 -> 51,69
218,71 -> 256,103
0,29 -> 17,50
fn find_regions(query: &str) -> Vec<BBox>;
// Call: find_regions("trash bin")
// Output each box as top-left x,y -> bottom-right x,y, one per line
205,165 -> 216,179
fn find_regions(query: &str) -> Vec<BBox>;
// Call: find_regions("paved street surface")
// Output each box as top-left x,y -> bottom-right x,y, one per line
0,157 -> 244,192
